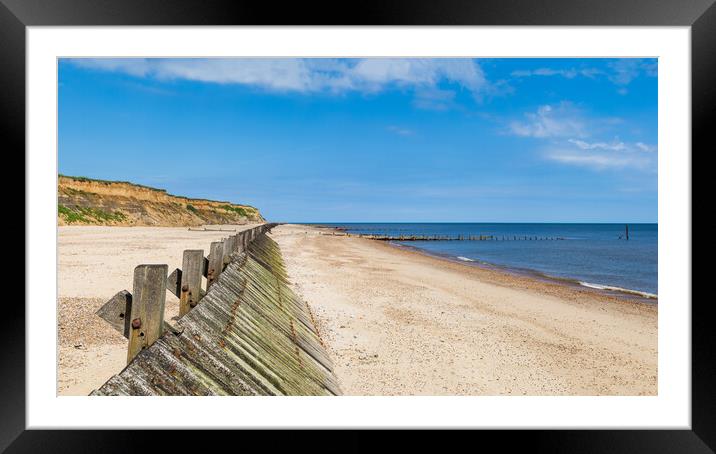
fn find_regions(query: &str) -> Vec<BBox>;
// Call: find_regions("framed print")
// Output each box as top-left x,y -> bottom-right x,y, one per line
4,0 -> 712,451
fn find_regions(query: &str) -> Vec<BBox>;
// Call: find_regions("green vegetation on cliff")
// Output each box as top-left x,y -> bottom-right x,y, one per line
59,204 -> 127,224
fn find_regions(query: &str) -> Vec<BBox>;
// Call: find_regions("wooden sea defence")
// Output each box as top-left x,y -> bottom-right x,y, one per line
188,227 -> 238,232
322,232 -> 565,242
91,223 -> 339,396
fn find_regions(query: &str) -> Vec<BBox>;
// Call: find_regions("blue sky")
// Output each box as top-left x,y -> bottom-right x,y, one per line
58,58 -> 657,222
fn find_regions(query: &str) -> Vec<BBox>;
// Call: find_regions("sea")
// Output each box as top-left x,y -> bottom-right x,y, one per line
314,223 -> 658,299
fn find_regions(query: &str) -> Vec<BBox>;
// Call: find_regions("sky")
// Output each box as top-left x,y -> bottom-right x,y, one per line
58,58 -> 657,223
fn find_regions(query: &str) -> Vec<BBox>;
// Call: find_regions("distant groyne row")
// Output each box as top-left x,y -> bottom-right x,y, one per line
320,231 -> 565,242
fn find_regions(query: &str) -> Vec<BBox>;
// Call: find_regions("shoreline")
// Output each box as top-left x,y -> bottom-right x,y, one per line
392,242 -> 658,303
302,223 -> 658,304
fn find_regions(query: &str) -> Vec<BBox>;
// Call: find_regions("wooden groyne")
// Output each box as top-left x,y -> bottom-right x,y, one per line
187,227 -> 238,232
365,234 -> 565,241
91,223 -> 339,396
321,232 -> 565,242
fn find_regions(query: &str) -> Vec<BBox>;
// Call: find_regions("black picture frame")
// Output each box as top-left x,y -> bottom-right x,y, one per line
3,0 -> 710,451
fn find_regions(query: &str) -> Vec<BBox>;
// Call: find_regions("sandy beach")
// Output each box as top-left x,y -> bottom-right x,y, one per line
58,223 -> 657,396
57,224 -> 260,395
272,224 -> 657,396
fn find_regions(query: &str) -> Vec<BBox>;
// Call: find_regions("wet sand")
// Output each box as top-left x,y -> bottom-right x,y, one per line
272,224 -> 657,395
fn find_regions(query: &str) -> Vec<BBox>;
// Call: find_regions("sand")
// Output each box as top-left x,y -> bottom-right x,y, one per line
57,224 -> 261,395
58,223 -> 657,396
272,224 -> 657,396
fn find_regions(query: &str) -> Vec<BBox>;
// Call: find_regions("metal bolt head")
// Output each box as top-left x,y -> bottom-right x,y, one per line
189,300 -> 197,308
181,284 -> 189,292
131,318 -> 142,329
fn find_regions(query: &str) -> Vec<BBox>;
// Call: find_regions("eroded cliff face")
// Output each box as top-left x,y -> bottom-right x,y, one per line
58,175 -> 264,226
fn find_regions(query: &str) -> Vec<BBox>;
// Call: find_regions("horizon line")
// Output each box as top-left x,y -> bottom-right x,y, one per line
277,221 -> 658,225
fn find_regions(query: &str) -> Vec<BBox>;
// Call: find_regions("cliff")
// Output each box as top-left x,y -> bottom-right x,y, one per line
58,175 -> 264,226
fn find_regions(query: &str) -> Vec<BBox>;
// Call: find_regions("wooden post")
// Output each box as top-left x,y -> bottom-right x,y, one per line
237,232 -> 243,251
127,264 -> 168,363
223,236 -> 236,266
239,233 -> 246,251
207,241 -> 224,289
179,250 -> 204,317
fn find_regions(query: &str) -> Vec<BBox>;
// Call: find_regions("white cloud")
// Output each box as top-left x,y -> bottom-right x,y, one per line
605,59 -> 657,94
68,58 -> 491,100
567,139 -> 656,153
545,150 -> 650,170
350,59 -> 484,90
386,125 -> 415,136
568,139 -> 627,151
511,67 -> 601,79
508,103 -> 587,138
72,58 -> 154,77
507,104 -> 657,171
73,58 -> 321,91
510,59 -> 656,93
157,59 -> 315,90
635,142 -> 657,152
412,87 -> 457,111
545,139 -> 657,171
606,59 -> 657,86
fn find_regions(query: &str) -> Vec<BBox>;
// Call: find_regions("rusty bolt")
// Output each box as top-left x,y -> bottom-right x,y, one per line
189,300 -> 197,308
131,318 -> 142,329
181,284 -> 189,292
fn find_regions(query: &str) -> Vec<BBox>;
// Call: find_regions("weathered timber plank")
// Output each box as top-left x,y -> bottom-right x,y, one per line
127,264 -> 168,363
207,242 -> 224,289
179,249 -> 204,317
96,290 -> 176,339
223,236 -> 236,267
167,268 -> 182,297
96,290 -> 132,338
